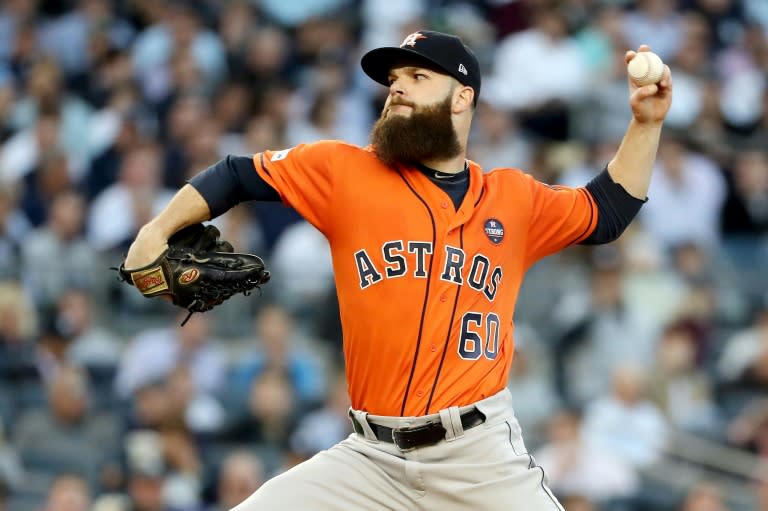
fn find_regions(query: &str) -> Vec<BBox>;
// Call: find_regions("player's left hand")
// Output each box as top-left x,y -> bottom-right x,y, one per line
626,45 -> 673,125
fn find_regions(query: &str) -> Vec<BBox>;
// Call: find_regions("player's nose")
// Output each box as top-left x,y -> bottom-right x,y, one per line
389,78 -> 405,96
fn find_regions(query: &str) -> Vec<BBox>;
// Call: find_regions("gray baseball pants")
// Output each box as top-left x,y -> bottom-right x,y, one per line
230,388 -> 563,510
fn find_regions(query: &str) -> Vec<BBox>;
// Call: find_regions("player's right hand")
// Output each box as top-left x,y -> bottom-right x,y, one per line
625,45 -> 673,125
124,223 -> 169,270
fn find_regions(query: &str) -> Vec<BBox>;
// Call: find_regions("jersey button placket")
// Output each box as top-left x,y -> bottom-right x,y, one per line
440,200 -> 449,209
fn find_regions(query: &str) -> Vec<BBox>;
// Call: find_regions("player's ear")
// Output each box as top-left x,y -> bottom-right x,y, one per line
452,85 -> 474,114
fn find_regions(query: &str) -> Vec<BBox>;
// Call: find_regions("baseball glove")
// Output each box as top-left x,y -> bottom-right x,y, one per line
117,223 -> 270,325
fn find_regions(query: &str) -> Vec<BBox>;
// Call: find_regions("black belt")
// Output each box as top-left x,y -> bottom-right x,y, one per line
350,408 -> 486,450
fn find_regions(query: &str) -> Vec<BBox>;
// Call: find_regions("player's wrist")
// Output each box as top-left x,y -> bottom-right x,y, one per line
629,117 -> 664,130
142,219 -> 176,241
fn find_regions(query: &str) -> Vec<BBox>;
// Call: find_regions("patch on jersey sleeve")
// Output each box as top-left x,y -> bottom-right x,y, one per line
270,148 -> 293,162
483,219 -> 505,245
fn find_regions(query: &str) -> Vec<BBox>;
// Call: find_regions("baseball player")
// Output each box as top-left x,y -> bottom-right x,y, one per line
124,31 -> 672,510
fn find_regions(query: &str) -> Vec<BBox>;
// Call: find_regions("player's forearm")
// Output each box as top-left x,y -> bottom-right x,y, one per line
125,184 -> 212,269
144,184 -> 212,239
606,119 -> 663,200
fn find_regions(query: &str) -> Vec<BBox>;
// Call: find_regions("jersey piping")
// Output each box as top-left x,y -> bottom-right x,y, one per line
573,188 -> 596,243
424,223 -> 465,414
258,153 -> 271,178
397,170 -> 438,416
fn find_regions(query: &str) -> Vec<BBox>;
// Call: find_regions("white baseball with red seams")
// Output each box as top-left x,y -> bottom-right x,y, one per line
627,51 -> 665,86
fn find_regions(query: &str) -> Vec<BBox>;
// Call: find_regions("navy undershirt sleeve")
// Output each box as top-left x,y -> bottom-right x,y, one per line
188,155 -> 281,218
581,167 -> 647,245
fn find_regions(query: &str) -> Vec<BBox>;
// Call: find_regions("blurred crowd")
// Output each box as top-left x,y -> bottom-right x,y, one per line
0,0 -> 767,510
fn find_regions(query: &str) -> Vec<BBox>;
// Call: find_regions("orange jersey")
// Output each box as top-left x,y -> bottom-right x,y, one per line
253,140 -> 597,416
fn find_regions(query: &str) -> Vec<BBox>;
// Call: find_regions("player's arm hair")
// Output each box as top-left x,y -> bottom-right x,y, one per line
580,167 -> 646,245
188,155 -> 281,218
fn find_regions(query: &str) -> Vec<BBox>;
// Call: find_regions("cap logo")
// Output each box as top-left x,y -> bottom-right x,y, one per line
458,63 -> 468,75
400,32 -> 427,48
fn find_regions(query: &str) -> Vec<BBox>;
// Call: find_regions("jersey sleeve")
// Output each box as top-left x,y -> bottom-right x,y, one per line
252,141 -> 339,234
523,174 -> 598,267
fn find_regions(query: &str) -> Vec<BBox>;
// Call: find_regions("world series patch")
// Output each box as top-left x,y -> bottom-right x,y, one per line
484,219 -> 504,244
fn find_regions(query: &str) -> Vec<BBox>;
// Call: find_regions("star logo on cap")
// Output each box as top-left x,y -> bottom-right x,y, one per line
400,32 -> 427,48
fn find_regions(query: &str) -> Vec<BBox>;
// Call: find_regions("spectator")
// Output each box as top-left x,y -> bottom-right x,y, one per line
260,0 -> 352,28
0,281 -> 38,379
717,303 -> 768,415
581,364 -> 669,468
622,0 -> 685,62
182,117 -> 222,181
754,465 -> 768,511
212,80 -> 253,148
158,93 -> 209,188
20,190 -> 100,310
115,312 -> 226,399
550,246 -> 659,406
164,366 -> 226,435
559,494 -> 598,511
716,22 -> 767,133
640,135 -> 727,249
131,1 -> 226,101
208,450 -> 265,511
0,0 -> 37,63
41,473 -> 92,511
0,419 -> 21,498
229,304 -> 327,409
270,222 -> 335,321
77,35 -> 137,110
83,86 -> 149,200
124,462 -> 170,511
124,380 -> 171,433
91,493 -> 131,511
0,184 -> 29,280
54,288 -> 122,367
157,426 -> 203,509
725,398 -> 768,457
18,146 -> 73,226
679,482 -> 731,511
467,99 -> 532,172
37,0 -> 134,78
648,321 -> 720,434
87,143 -> 175,252
721,148 -> 768,237
12,365 -> 120,486
505,328 -> 561,436
489,4 -> 589,139
288,370 -> 351,464
236,26 -> 291,106
7,56 -> 94,178
217,1 -> 258,71
285,92 -> 343,146
219,366 -> 298,451
662,12 -> 711,130
533,409 -> 639,503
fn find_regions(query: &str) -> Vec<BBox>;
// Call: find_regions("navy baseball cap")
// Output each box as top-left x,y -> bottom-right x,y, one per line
361,30 -> 481,105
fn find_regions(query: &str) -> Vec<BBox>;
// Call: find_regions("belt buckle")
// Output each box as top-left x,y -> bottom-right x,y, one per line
391,427 -> 413,452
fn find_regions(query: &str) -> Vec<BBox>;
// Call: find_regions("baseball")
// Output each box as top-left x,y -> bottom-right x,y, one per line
627,51 -> 664,86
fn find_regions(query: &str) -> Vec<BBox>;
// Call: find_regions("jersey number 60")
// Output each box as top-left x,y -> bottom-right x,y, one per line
458,312 -> 500,360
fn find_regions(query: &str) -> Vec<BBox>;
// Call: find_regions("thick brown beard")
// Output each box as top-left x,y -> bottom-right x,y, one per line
370,94 -> 462,168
